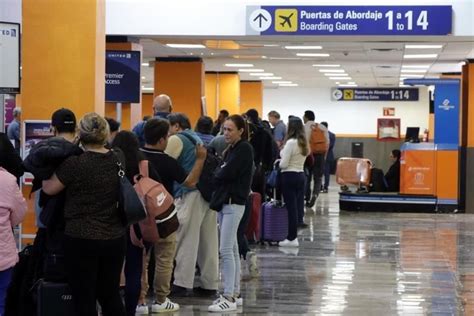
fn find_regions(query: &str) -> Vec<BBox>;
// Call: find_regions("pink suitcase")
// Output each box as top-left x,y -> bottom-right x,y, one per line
336,157 -> 372,187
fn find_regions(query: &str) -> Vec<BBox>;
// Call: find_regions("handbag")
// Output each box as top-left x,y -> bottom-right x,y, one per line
113,152 -> 147,225
209,184 -> 231,212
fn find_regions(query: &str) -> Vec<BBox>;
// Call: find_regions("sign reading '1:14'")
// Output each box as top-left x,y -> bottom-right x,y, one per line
246,6 -> 452,35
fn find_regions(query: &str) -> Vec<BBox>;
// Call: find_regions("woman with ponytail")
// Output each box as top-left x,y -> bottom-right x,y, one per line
278,117 -> 308,248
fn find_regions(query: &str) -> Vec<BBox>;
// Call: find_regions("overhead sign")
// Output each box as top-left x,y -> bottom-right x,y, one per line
0,22 -> 20,93
105,50 -> 141,103
332,88 -> 419,101
246,6 -> 452,35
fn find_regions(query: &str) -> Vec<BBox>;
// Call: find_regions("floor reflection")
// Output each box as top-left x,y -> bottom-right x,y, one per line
162,181 -> 472,315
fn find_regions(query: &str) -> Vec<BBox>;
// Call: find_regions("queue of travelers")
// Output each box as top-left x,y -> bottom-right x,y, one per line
0,96 -> 401,315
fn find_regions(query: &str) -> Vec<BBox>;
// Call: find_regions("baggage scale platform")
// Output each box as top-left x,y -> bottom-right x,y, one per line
339,192 -> 438,213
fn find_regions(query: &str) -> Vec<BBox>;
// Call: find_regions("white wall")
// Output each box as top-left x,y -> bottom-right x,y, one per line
263,86 -> 429,135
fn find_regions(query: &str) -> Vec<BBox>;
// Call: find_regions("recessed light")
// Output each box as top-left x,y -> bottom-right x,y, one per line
141,62 -> 149,67
324,73 -> 349,76
260,76 -> 282,80
312,64 -> 340,67
401,69 -> 427,73
285,46 -> 322,50
142,87 -> 154,91
141,76 -> 146,80
405,44 -> 443,49
273,81 -> 292,84
319,69 -> 345,73
297,53 -> 330,57
225,63 -> 254,67
263,44 -> 280,47
166,44 -> 206,48
250,73 -> 273,76
239,69 -> 265,72
338,84 -> 358,87
329,77 -> 351,80
402,65 -> 431,69
279,83 -> 299,87
347,82 -> 356,84
404,54 -> 438,59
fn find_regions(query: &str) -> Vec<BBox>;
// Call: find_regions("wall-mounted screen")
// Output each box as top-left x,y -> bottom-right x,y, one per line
0,22 -> 20,93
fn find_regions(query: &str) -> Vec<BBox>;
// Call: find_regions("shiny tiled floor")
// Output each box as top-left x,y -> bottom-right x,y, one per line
166,183 -> 474,315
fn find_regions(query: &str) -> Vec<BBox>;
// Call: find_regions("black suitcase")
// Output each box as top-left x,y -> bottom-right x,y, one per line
37,280 -> 75,316
369,168 -> 387,192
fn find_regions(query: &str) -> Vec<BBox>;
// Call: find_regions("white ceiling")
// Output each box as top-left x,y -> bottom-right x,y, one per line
139,36 -> 474,90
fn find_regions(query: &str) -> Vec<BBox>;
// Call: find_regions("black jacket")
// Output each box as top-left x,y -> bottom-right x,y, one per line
385,160 -> 400,192
0,132 -> 24,179
214,140 -> 254,205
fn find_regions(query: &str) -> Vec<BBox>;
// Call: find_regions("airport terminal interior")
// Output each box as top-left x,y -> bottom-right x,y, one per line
1,0 -> 474,315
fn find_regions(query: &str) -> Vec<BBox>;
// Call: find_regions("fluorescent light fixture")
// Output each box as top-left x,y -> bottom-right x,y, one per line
166,43 -> 206,49
405,44 -> 443,49
141,62 -> 149,66
319,69 -> 345,73
338,84 -> 358,87
273,81 -> 292,84
279,83 -> 299,87
269,57 -> 300,60
402,65 -> 430,69
347,82 -> 356,84
260,76 -> 282,80
142,87 -> 154,91
263,44 -> 279,47
313,64 -> 340,67
225,63 -> 254,67
297,53 -> 330,57
238,69 -> 264,72
261,56 -> 268,59
324,73 -> 349,76
141,76 -> 146,80
401,69 -> 427,73
400,74 -> 424,78
329,77 -> 351,80
403,54 -> 438,59
250,73 -> 273,76
335,82 -> 341,84
285,46 -> 322,50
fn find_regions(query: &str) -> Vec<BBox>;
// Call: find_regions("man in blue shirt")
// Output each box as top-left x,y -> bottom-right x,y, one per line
268,110 -> 286,149
7,107 -> 21,155
132,94 -> 172,146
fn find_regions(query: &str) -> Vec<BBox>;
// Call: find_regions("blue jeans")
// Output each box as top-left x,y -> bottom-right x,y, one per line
218,204 -> 245,297
0,267 -> 14,316
281,172 -> 305,241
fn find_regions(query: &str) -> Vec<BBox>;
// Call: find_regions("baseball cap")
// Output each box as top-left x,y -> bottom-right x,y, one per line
51,108 -> 77,132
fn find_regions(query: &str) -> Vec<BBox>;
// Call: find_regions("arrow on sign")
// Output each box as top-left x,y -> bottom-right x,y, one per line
253,13 -> 268,28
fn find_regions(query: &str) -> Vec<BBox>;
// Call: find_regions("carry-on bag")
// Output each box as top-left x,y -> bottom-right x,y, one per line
336,157 -> 372,188
37,280 -> 74,316
260,188 -> 288,244
245,192 -> 262,241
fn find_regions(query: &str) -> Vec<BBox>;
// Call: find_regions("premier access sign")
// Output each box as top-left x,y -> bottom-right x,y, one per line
246,6 -> 452,35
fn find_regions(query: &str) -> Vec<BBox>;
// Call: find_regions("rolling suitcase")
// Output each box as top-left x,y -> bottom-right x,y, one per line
336,157 -> 372,189
260,191 -> 288,244
245,192 -> 262,242
37,280 -> 75,316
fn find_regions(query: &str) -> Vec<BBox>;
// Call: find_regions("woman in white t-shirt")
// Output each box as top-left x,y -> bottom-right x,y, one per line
278,117 -> 309,248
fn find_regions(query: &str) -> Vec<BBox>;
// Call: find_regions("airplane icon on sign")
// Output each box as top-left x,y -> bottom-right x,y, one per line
279,13 -> 294,28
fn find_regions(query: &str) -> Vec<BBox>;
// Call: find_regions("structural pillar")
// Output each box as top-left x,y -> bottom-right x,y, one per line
205,72 -> 240,119
155,57 -> 204,126
240,80 -> 263,116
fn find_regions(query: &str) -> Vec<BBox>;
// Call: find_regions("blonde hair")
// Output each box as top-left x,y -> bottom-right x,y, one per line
79,113 -> 109,146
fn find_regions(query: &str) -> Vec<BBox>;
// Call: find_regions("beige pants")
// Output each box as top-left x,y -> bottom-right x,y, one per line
139,232 -> 177,303
173,190 -> 219,290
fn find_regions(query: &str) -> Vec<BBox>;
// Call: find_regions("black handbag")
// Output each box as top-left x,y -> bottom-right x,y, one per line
113,152 -> 147,225
209,185 -> 231,212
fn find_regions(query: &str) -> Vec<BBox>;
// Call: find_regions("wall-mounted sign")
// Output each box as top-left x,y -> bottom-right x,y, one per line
331,88 -> 419,101
383,107 -> 395,116
105,50 -> 141,103
247,6 -> 452,35
377,118 -> 400,141
0,22 -> 20,93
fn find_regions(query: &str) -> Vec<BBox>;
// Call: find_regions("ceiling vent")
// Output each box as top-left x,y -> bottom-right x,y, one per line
376,65 -> 396,69
370,48 -> 400,53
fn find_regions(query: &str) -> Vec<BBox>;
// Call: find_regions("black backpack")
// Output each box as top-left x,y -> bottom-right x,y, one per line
178,132 -> 223,202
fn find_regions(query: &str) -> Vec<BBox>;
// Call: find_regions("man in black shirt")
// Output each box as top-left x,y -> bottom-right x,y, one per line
136,118 -> 205,313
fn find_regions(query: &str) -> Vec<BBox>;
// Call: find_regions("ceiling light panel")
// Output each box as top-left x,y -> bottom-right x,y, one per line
319,69 -> 345,73
404,54 -> 438,59
402,65 -> 431,69
297,53 -> 330,57
329,77 -> 352,80
313,64 -> 340,67
285,46 -> 322,50
405,44 -> 443,49
225,63 -> 254,67
166,44 -> 206,48
279,83 -> 299,86
238,69 -> 264,72
401,69 -> 427,73
273,81 -> 292,84
250,73 -> 273,76
324,73 -> 349,76
260,76 -> 282,80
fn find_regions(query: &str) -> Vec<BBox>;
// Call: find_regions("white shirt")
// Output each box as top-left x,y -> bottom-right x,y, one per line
279,139 -> 306,173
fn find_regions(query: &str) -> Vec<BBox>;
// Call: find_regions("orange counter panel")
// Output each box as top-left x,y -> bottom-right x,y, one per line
400,150 -> 436,195
436,150 -> 459,200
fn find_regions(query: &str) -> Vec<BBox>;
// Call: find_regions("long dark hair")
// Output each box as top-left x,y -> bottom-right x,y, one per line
226,114 -> 249,141
286,117 -> 308,156
112,131 -> 140,182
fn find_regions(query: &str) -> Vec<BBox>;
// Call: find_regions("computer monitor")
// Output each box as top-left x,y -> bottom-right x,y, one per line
405,127 -> 420,143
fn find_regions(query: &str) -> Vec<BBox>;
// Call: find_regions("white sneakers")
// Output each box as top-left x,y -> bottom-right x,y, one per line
208,295 -> 237,312
135,304 -> 149,315
151,298 -> 180,313
135,298 -> 180,314
278,238 -> 299,247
